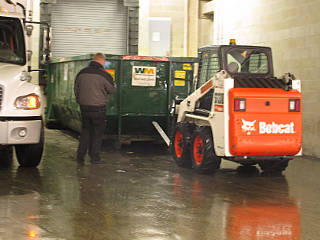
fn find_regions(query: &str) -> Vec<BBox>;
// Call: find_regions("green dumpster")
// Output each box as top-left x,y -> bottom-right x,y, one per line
45,54 -> 198,145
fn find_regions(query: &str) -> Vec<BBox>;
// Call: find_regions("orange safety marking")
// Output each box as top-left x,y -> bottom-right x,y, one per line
200,79 -> 213,94
214,104 -> 224,112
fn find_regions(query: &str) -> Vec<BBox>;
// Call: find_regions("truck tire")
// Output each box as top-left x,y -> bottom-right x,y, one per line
191,127 -> 221,174
258,159 -> 290,173
171,123 -> 192,168
15,124 -> 44,167
0,146 -> 13,167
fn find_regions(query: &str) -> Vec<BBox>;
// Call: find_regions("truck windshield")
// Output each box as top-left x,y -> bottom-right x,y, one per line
226,48 -> 269,74
0,17 -> 25,65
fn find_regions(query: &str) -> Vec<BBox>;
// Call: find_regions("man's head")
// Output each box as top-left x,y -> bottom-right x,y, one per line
93,52 -> 106,66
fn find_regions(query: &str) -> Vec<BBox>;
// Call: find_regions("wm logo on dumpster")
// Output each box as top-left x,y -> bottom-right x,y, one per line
132,66 -> 157,87
134,67 -> 155,75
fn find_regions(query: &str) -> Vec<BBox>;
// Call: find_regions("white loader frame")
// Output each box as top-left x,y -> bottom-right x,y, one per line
177,70 -> 234,157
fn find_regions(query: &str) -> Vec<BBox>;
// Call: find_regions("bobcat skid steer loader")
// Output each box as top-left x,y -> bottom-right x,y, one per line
170,42 -> 302,174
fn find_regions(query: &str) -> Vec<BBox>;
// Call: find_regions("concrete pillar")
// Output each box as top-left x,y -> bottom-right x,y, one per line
138,0 -> 150,56
187,0 -> 199,57
139,0 -> 188,57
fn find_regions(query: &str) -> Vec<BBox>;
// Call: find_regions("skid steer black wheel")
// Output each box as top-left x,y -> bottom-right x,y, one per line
171,123 -> 192,168
258,159 -> 290,174
15,124 -> 44,167
191,127 -> 221,174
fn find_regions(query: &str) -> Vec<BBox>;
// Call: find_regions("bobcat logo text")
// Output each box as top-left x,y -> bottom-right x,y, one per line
241,119 -> 295,135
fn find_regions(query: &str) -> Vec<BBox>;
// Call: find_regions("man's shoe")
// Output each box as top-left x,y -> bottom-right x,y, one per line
76,157 -> 84,164
77,161 -> 84,166
91,160 -> 106,164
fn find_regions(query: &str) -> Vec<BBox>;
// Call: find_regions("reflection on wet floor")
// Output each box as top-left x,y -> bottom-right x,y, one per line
0,167 -> 43,239
0,129 -> 319,239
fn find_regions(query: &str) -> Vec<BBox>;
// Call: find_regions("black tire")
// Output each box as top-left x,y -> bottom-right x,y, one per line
171,123 -> 192,168
0,146 -> 13,167
236,165 -> 259,176
258,159 -> 290,173
45,119 -> 60,129
15,124 -> 44,167
191,127 -> 221,174
169,114 -> 178,142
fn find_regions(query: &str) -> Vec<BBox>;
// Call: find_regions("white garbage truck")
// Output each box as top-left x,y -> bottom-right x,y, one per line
0,0 -> 45,167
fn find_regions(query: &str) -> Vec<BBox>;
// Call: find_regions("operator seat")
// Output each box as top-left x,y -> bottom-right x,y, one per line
227,62 -> 239,73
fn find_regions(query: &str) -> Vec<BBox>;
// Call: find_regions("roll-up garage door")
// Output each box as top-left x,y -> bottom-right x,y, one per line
51,0 -> 128,59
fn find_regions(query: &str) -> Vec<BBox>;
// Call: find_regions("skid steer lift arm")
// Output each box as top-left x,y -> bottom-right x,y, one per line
153,70 -> 227,146
152,78 -> 214,147
177,78 -> 214,122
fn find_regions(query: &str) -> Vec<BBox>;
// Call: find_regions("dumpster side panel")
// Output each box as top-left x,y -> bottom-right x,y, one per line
46,55 -> 121,134
120,60 -> 169,114
170,60 -> 196,100
119,60 -> 169,137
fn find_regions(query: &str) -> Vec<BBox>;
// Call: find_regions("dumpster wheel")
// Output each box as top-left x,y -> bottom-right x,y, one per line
191,127 -> 221,174
171,123 -> 193,168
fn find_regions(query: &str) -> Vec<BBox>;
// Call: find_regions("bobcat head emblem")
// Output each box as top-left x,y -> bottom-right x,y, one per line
241,119 -> 256,135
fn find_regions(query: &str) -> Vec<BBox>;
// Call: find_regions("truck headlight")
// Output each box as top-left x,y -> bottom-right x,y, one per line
15,94 -> 40,110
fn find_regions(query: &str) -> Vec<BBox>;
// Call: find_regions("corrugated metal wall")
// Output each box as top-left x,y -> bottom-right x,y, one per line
50,0 -> 128,59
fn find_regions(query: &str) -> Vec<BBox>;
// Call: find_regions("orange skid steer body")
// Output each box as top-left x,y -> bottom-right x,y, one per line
229,88 -> 302,156
171,44 -> 302,174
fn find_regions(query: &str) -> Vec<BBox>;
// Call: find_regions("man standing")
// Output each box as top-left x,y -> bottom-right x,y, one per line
74,53 -> 116,164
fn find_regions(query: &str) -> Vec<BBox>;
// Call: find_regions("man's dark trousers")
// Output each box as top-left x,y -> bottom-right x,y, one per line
77,105 -> 106,163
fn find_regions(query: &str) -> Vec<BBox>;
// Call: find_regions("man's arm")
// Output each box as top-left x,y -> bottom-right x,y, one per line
74,72 -> 81,103
104,72 -> 117,94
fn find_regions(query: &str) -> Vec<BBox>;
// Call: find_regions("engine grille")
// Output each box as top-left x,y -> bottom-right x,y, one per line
234,76 -> 286,89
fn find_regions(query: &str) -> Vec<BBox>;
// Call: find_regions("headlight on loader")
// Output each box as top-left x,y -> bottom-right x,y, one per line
15,94 -> 40,110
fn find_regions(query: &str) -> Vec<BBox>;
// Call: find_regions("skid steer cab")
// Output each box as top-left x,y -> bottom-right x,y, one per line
171,44 -> 302,174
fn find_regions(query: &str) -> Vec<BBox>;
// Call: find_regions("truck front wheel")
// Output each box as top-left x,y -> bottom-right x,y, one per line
15,125 -> 44,167
0,146 -> 13,167
191,127 -> 221,174
171,123 -> 192,168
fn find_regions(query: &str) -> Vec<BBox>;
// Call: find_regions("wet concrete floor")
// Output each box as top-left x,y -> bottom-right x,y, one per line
0,129 -> 319,240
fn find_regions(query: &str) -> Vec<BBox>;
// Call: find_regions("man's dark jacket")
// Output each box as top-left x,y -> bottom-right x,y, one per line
74,61 -> 116,107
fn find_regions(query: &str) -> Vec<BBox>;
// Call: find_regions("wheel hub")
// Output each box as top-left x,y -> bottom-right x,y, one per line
194,136 -> 204,165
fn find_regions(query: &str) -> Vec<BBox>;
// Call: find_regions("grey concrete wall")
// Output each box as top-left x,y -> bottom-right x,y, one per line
212,0 -> 320,157
138,0 -> 200,57
139,0 -> 186,56
199,0 -> 213,47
